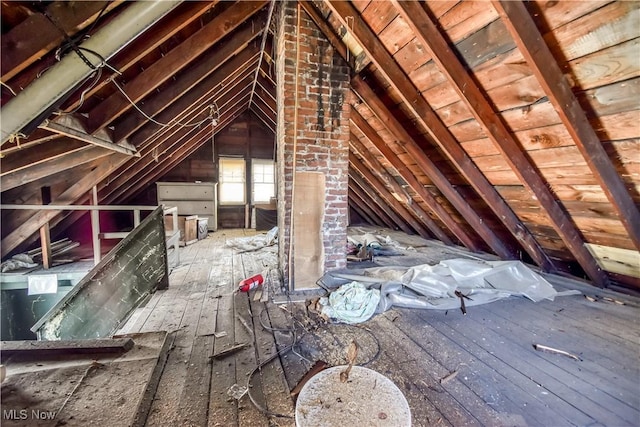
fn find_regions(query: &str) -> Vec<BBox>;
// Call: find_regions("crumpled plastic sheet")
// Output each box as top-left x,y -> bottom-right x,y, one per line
320,259 -> 578,315
347,233 -> 414,257
0,253 -> 38,272
225,226 -> 278,252
319,281 -> 381,324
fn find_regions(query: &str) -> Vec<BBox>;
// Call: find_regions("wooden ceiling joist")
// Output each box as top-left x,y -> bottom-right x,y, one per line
40,115 -> 138,156
493,0 -> 640,252
392,0 -> 609,287
349,134 -> 455,245
86,0 -> 268,133
325,1 -> 557,272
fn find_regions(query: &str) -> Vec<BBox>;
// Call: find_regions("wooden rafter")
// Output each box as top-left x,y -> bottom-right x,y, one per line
350,133 -> 455,245
1,153 -> 127,257
324,1 -> 561,271
62,1 -> 220,113
86,0 -> 268,133
1,1 -> 122,80
352,103 -> 503,254
54,103 -> 250,238
1,140 -> 86,177
350,154 -> 433,239
101,76 -> 255,205
348,192 -> 382,225
352,75 -> 555,272
121,101 -> 250,204
492,0 -> 640,252
112,16 -> 266,143
128,49 -> 260,149
1,146 -> 111,191
349,172 -> 412,233
299,1 -> 356,71
392,0 -> 609,287
349,177 -> 395,229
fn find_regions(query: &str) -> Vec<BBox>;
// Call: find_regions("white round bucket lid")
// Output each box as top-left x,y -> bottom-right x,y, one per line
295,365 -> 411,427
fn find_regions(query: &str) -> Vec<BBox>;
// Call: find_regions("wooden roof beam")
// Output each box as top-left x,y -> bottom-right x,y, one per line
1,153 -> 127,257
1,1 -> 122,81
250,99 -> 276,131
53,103 -> 250,236
1,145 -> 111,192
86,0 -> 268,133
104,54 -> 259,192
392,0 -> 609,287
118,101 -> 250,204
493,0 -> 640,251
348,190 -> 385,227
349,172 -> 411,233
324,1 -> 559,271
350,153 -> 433,239
350,134 -> 455,245
40,115 -> 138,156
352,75 -> 555,272
101,79 -> 254,204
349,177 -> 398,230
349,198 -> 377,226
299,0 -> 357,71
62,1 -> 220,113
129,51 -> 260,149
112,17 -> 265,142
352,105 -> 498,253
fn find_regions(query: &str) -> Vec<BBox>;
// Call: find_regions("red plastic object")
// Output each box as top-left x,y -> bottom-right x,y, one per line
238,273 -> 264,292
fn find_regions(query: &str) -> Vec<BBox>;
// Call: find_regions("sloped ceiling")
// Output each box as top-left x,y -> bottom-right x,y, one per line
1,1 -> 638,291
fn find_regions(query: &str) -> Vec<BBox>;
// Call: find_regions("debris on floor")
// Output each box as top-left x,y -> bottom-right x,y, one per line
318,281 -> 380,324
533,344 -> 582,361
225,226 -> 278,252
346,232 -> 413,261
319,259 -> 581,316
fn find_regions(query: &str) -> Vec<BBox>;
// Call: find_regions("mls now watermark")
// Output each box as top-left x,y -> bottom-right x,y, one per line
3,409 -> 57,421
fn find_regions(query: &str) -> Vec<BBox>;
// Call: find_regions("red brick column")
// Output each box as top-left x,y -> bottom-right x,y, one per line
276,1 -> 350,290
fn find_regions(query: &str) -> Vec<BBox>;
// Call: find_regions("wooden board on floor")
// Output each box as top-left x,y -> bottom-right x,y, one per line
292,171 -> 325,290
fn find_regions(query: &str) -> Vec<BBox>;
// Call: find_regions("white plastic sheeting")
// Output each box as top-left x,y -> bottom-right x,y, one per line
321,259 -> 578,317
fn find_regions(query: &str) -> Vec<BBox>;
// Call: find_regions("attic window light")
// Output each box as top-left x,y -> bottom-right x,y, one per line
219,157 -> 246,205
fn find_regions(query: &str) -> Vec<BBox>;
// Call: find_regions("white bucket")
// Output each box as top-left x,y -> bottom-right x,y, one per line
295,365 -> 411,426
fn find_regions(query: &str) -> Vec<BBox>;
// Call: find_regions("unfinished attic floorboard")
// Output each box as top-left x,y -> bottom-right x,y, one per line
114,228 -> 639,427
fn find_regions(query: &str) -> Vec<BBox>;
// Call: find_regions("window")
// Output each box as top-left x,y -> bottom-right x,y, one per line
252,159 -> 275,203
219,157 -> 246,205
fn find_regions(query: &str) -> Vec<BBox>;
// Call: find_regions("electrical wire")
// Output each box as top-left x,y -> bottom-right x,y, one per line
38,11 -> 223,131
245,298 -> 382,419
1,81 -> 17,97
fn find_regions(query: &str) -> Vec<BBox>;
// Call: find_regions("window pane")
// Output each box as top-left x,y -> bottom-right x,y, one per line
219,158 -> 246,204
220,183 -> 246,203
252,159 -> 275,203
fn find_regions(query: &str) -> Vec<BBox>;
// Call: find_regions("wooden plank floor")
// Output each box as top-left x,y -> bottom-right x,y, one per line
118,227 -> 640,427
